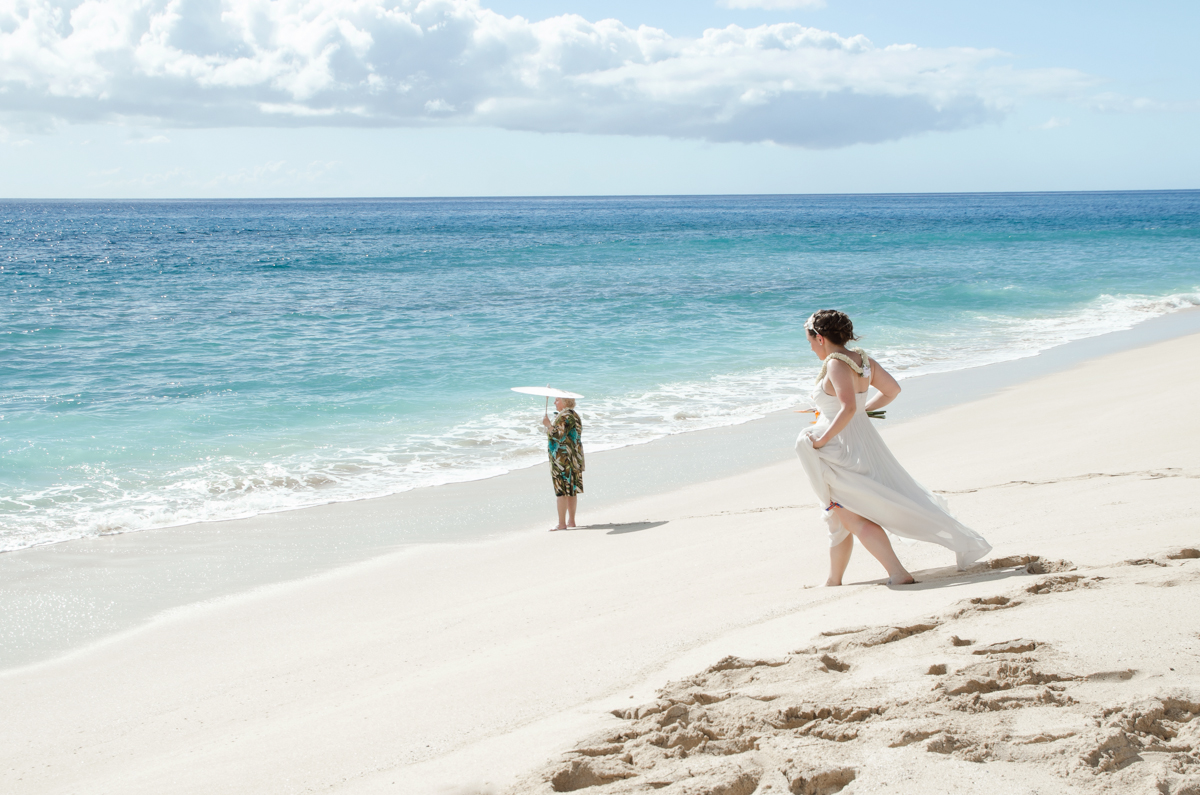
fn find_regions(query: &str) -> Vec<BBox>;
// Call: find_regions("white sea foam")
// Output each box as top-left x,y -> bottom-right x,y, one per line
2,290 -> 1197,553
879,291 -> 1200,376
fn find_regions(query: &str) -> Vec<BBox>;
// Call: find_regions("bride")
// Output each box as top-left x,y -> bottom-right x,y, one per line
794,310 -> 992,586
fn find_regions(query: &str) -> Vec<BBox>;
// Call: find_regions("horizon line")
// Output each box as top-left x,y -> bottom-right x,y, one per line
2,188 -> 1198,202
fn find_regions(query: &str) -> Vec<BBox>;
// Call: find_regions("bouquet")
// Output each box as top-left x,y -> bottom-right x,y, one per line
795,399 -> 886,423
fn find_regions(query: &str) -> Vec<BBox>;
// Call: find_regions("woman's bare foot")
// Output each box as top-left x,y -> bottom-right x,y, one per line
886,574 -> 916,585
566,523 -> 577,529
550,524 -> 567,531
824,578 -> 842,587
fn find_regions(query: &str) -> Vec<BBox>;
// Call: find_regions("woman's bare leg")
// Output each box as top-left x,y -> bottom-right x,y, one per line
827,535 -> 853,586
830,505 -> 914,584
553,495 -> 568,530
566,495 -> 578,528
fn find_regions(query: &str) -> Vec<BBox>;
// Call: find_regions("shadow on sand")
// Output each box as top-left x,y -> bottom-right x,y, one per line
573,520 -> 670,535
844,563 -> 1036,590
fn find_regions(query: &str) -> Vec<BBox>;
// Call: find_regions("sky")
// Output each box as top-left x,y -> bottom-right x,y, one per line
0,0 -> 1197,198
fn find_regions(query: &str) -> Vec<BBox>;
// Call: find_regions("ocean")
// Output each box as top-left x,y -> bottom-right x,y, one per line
3,191 -> 1198,552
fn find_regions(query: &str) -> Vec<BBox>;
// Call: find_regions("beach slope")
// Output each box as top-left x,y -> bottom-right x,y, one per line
4,333 -> 1199,795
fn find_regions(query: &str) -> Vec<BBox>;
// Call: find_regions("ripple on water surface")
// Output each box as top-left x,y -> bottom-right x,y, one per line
2,193 -> 1198,550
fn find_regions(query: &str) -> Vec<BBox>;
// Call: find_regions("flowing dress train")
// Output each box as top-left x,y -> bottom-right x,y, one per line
794,353 -> 991,571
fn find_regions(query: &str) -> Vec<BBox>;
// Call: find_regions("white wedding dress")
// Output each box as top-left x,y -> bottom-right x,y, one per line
794,352 -> 991,570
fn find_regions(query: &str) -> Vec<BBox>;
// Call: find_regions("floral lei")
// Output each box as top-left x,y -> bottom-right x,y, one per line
816,347 -> 868,384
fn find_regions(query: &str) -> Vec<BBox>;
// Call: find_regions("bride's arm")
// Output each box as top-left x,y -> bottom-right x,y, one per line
813,360 -> 857,449
866,357 -> 901,412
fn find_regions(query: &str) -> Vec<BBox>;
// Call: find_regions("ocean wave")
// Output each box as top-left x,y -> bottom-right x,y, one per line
1,288 -> 1197,554
878,290 -> 1200,376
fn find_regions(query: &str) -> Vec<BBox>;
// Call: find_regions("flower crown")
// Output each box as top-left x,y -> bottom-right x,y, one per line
804,314 -> 817,334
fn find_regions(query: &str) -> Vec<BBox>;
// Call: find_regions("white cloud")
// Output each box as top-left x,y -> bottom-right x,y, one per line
92,166 -> 190,188
1086,93 -> 1177,113
203,159 -> 338,186
0,0 -> 1098,148
719,0 -> 826,9
1033,116 -> 1069,129
204,159 -> 285,186
125,133 -> 171,143
83,158 -> 339,190
0,126 -> 33,146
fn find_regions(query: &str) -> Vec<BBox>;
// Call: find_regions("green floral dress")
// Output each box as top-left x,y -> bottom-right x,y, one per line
546,408 -> 584,497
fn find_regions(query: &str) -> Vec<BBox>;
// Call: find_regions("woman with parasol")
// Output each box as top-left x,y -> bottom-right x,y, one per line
512,386 -> 585,530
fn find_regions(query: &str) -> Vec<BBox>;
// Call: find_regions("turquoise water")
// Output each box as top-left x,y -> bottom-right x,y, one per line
2,192 -> 1198,551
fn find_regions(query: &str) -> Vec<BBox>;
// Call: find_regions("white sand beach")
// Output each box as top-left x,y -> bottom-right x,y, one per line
4,330 -> 1200,795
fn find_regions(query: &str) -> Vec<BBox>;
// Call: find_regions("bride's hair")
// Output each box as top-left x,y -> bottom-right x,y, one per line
806,309 -> 859,346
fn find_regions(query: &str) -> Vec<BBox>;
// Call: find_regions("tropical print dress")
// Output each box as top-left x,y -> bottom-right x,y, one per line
546,408 -> 584,497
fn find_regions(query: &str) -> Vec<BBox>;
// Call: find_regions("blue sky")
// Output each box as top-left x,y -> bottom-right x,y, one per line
1,0 -> 1196,197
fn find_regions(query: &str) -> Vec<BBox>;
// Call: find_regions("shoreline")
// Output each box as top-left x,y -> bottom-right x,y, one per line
3,328 -> 1199,794
6,292 -> 1198,558
2,307 -> 1200,671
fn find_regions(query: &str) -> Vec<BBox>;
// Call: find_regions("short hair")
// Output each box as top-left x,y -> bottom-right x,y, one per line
561,397 -> 576,409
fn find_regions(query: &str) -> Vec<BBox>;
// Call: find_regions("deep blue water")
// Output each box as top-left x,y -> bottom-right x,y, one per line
2,192 -> 1198,550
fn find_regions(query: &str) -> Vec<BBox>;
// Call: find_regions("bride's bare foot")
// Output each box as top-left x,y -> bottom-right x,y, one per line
550,524 -> 567,531
824,578 -> 842,587
886,573 -> 916,585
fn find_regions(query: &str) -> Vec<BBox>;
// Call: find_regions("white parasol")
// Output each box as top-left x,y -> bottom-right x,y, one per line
511,385 -> 584,414
511,386 -> 584,399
